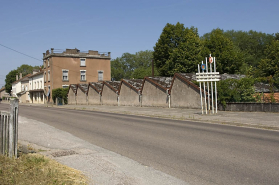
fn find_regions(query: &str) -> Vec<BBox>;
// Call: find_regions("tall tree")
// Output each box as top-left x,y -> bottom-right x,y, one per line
202,29 -> 243,74
17,64 -> 40,76
223,30 -> 274,67
5,70 -> 18,94
153,22 -> 202,76
111,50 -> 156,80
255,38 -> 279,78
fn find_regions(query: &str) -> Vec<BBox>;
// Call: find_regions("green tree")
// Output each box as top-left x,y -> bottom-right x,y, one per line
111,50 -> 156,80
256,39 -> 279,78
217,78 -> 255,106
52,87 -> 69,104
218,77 -> 256,106
5,70 -> 18,94
202,29 -> 244,74
153,22 -> 202,76
17,64 -> 40,77
223,30 -> 274,67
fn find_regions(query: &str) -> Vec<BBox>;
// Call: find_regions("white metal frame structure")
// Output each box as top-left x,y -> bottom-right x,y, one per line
196,54 -> 220,114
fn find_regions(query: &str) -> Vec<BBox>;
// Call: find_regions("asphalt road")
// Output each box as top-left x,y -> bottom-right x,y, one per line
1,104 -> 279,185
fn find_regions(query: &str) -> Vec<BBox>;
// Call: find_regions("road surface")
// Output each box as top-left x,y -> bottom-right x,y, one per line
1,104 -> 279,185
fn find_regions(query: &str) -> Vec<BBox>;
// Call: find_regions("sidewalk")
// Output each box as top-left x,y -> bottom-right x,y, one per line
19,102 -> 279,131
18,116 -> 188,185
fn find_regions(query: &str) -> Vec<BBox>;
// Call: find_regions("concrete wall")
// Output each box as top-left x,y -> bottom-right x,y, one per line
141,80 -> 168,107
102,85 -> 118,106
76,88 -> 87,105
68,89 -> 76,105
171,77 -> 201,109
88,86 -> 101,105
219,103 -> 279,112
119,83 -> 140,106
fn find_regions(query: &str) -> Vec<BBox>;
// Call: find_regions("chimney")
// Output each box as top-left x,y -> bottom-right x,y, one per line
43,53 -> 46,58
51,48 -> 54,54
20,73 -> 22,79
16,74 -> 18,81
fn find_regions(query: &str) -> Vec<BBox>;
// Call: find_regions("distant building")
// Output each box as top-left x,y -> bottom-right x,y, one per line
0,87 -> 9,99
43,48 -> 111,103
28,70 -> 45,104
11,73 -> 32,103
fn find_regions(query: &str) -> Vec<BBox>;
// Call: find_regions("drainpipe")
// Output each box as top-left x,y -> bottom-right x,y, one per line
117,91 -> 119,106
166,89 -> 171,108
99,92 -> 102,105
138,90 -> 142,107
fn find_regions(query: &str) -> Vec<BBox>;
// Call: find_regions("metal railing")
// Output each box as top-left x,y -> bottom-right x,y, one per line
0,99 -> 19,157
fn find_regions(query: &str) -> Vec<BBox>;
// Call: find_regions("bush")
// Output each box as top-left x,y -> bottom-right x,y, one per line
52,88 -> 69,104
217,77 -> 257,106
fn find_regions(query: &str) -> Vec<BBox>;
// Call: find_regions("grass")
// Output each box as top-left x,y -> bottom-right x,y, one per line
0,153 -> 88,185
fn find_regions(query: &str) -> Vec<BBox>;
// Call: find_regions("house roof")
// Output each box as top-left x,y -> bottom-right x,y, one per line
170,73 -> 203,94
142,77 -> 173,93
77,84 -> 88,94
0,87 -> 5,92
120,79 -> 143,94
69,84 -> 77,94
28,71 -> 44,78
88,82 -> 103,93
179,73 -> 279,93
103,81 -> 121,93
12,74 -> 32,84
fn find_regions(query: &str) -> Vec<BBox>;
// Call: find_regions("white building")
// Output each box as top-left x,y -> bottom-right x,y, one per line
28,71 -> 45,104
11,73 -> 31,103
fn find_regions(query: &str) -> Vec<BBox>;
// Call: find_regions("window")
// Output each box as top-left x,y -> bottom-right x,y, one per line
44,72 -> 46,82
62,70 -> 69,81
98,71 -> 103,81
48,70 -> 50,81
40,81 -> 42,89
21,85 -> 24,92
48,58 -> 50,67
62,85 -> 69,89
80,58 -> 86,66
35,82 -> 36,89
80,70 -> 86,81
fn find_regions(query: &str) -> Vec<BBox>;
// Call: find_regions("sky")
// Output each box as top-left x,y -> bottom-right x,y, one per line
0,0 -> 278,88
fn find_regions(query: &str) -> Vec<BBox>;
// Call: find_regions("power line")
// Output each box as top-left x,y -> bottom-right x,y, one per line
0,43 -> 42,62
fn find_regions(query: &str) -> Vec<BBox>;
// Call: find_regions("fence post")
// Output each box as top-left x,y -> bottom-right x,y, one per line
8,99 -> 18,157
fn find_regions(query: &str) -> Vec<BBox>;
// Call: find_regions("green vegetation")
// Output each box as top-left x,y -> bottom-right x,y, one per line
5,64 -> 40,94
111,50 -> 159,80
52,87 -> 69,104
153,23 -> 202,76
217,77 -> 257,106
0,153 -> 87,185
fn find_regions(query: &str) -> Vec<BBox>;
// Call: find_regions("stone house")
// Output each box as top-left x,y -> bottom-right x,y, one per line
119,79 -> 143,106
101,81 -> 121,106
87,82 -> 103,105
68,84 -> 77,105
76,84 -> 88,105
141,77 -> 172,107
43,48 -> 111,103
170,73 -> 201,109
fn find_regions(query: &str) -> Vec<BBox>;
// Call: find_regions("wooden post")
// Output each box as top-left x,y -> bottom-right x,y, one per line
9,99 -> 18,157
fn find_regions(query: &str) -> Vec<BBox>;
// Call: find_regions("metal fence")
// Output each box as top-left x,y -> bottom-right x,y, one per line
0,99 -> 19,157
